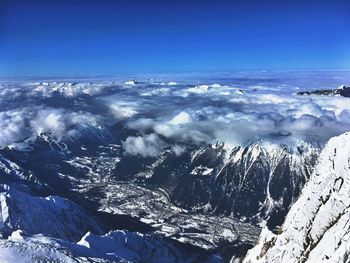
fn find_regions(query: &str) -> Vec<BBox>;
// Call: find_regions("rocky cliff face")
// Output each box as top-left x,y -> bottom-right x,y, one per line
133,141 -> 319,228
242,132 -> 350,263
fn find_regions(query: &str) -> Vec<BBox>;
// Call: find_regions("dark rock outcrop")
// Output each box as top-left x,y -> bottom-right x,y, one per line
297,85 -> 350,97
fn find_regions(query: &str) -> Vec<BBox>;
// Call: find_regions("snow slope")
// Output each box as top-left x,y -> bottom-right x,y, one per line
242,132 -> 350,263
0,229 -> 221,263
0,184 -> 103,241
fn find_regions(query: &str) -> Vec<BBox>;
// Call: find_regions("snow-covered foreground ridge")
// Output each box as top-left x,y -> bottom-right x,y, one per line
243,131 -> 350,263
0,184 -> 220,262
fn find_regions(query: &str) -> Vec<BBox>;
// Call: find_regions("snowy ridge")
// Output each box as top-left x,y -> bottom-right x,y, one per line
0,154 -> 46,193
0,184 -> 103,241
242,132 -> 350,263
0,228 -> 221,263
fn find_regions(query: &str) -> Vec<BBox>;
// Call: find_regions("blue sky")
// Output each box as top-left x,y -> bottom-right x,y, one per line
1,0 -> 350,76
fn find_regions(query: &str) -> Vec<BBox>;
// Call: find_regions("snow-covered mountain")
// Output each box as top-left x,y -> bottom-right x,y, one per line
133,140 -> 319,228
0,130 -> 320,261
242,132 -> 350,263
1,129 -> 320,229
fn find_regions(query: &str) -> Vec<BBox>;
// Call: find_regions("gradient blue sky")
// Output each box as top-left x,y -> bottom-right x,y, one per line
1,0 -> 350,76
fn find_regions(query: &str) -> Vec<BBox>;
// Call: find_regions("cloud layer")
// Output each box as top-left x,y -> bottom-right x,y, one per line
1,72 -> 350,157
0,107 -> 99,147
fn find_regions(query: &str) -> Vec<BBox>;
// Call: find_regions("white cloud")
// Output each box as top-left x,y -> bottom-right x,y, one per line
109,104 -> 137,119
0,107 -> 100,147
126,118 -> 155,132
168,111 -> 192,125
153,123 -> 211,144
172,144 -> 186,156
141,88 -> 170,97
122,134 -> 165,158
31,110 -> 66,137
0,110 -> 29,147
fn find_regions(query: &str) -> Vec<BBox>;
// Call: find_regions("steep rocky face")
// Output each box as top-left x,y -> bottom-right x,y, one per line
210,142 -> 318,228
137,141 -> 319,228
211,143 -> 270,219
146,142 -> 227,209
242,132 -> 350,263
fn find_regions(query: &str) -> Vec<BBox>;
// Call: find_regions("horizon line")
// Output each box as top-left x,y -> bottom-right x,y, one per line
1,68 -> 350,80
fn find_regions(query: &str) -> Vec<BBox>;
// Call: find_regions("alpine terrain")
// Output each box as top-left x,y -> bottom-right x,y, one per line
243,132 -> 350,263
